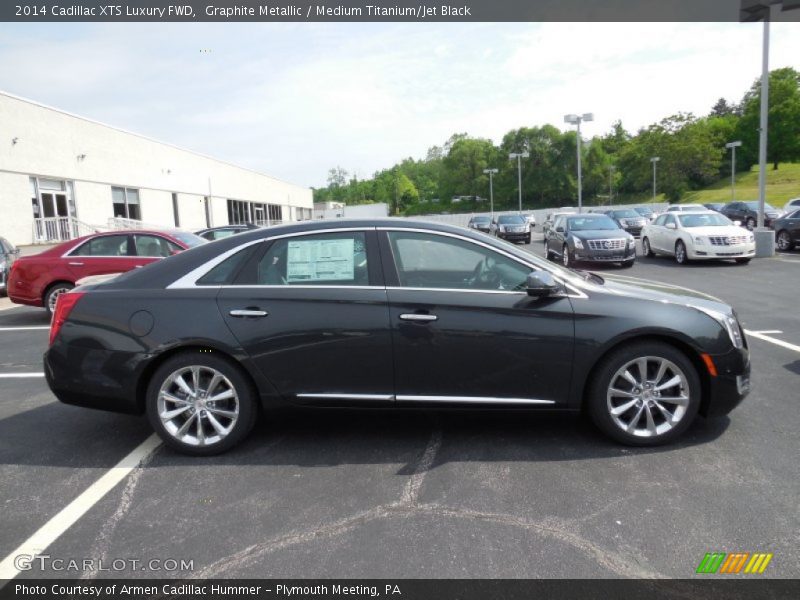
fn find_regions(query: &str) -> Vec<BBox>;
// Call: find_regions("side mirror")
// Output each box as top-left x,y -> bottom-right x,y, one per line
526,271 -> 561,297
733,220 -> 742,227
666,222 -> 676,230
556,226 -> 565,233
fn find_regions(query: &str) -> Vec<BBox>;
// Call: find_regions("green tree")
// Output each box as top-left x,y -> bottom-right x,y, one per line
737,67 -> 800,170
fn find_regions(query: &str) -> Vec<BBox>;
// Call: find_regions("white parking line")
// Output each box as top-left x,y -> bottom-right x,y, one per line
0,434 -> 161,583
744,329 -> 800,353
749,330 -> 783,335
0,373 -> 45,378
0,326 -> 50,331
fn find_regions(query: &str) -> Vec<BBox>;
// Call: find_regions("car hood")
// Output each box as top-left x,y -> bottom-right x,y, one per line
594,273 -> 733,316
571,230 -> 631,240
685,226 -> 751,237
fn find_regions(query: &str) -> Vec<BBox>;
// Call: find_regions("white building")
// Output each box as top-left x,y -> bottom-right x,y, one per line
313,202 -> 389,220
0,91 -> 313,246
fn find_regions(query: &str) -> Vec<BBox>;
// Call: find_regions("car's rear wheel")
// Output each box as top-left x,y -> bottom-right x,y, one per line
587,341 -> 701,446
44,282 -> 74,316
146,353 -> 257,455
777,230 -> 793,251
674,240 -> 689,264
642,237 -> 655,257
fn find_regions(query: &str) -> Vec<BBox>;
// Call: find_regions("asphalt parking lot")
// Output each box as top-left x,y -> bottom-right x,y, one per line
1,233 -> 799,580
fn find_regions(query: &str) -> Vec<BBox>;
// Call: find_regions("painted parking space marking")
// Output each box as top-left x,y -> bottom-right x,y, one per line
0,373 -> 45,378
0,326 -> 50,331
0,434 -> 161,583
744,330 -> 800,354
749,330 -> 783,335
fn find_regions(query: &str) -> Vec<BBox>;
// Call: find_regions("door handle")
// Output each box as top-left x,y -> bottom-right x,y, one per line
399,313 -> 437,322
229,309 -> 269,318
68,262 -> 84,266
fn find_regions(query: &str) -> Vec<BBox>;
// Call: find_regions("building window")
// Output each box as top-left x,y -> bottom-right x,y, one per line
227,199 -> 251,225
268,204 -> 283,223
172,193 -> 180,227
112,187 -> 141,220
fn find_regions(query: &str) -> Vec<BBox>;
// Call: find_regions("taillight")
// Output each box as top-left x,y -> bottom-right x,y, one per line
49,291 -> 85,346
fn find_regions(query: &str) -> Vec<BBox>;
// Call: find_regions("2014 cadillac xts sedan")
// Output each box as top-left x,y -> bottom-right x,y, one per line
45,220 -> 751,455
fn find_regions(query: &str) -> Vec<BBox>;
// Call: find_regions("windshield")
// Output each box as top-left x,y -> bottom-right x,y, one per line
744,201 -> 777,211
471,217 -> 490,223
635,207 -> 652,214
612,210 -> 640,218
171,231 -> 208,248
568,216 -> 620,231
498,215 -> 525,224
678,213 -> 733,228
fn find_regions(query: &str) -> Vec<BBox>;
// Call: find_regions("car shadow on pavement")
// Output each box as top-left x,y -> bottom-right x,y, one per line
0,402 -> 731,470
783,360 -> 800,376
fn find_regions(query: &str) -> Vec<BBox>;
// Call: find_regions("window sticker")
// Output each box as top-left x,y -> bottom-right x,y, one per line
287,238 -> 355,282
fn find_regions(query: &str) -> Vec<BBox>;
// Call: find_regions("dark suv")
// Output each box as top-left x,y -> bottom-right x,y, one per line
491,214 -> 531,243
545,214 -> 635,268
605,209 -> 648,237
720,201 -> 781,230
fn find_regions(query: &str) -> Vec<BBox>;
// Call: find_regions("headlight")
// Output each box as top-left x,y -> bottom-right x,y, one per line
573,238 -> 584,249
692,306 -> 744,349
627,237 -> 636,247
693,236 -> 707,245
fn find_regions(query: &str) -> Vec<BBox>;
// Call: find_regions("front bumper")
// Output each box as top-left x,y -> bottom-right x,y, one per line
702,345 -> 751,418
574,246 -> 636,263
498,230 -> 530,241
622,225 -> 644,237
689,243 -> 756,260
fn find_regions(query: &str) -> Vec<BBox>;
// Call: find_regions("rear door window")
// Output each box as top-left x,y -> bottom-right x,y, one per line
71,235 -> 130,256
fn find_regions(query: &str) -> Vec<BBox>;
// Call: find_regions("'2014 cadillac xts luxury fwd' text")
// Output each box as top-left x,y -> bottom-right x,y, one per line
45,220 -> 750,455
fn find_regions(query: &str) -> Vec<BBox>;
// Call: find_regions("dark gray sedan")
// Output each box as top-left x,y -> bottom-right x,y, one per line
545,214 -> 636,268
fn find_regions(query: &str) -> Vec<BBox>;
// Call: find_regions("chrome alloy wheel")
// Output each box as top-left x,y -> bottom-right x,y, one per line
777,231 -> 792,251
157,366 -> 239,446
606,356 -> 690,438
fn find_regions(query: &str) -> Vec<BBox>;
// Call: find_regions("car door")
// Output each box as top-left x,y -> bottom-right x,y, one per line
648,215 -> 667,251
216,229 -> 394,405
63,234 -> 136,281
548,217 -> 566,257
786,210 -> 800,244
660,214 -> 679,253
380,229 -> 575,406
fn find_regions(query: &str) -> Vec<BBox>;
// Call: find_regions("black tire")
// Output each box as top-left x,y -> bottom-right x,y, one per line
735,258 -> 751,265
776,230 -> 794,252
642,237 -> 655,257
44,282 -> 74,316
562,244 -> 571,267
674,240 -> 689,265
525,235 -> 531,244
586,341 -> 701,446
146,352 -> 258,456
746,217 -> 756,231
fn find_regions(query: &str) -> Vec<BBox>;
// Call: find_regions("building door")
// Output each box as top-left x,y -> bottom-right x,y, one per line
253,206 -> 265,226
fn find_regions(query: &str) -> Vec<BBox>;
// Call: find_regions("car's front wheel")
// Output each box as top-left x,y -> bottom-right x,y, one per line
562,244 -> 571,267
587,341 -> 701,446
642,237 -> 655,257
674,240 -> 689,265
146,352 -> 257,455
746,217 -> 756,230
777,230 -> 794,251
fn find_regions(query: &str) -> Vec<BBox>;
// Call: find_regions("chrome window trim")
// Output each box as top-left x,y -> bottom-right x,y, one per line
379,227 -> 587,299
167,224 -> 588,299
167,227 -> 373,289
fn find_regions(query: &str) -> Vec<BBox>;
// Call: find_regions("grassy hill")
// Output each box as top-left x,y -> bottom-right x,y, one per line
681,163 -> 800,206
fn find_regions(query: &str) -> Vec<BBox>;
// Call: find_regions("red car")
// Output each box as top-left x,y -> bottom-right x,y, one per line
8,230 -> 205,315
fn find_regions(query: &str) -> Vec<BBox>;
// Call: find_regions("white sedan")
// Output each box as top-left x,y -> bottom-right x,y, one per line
641,211 -> 755,265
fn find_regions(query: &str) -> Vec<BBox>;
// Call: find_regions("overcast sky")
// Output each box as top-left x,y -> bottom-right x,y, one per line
1,22 -> 799,188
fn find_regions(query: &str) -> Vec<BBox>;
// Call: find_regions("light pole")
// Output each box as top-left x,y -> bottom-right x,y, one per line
650,157 -> 660,201
508,152 -> 529,213
608,165 -> 616,205
483,168 -> 498,217
564,113 -> 593,213
726,141 -> 743,201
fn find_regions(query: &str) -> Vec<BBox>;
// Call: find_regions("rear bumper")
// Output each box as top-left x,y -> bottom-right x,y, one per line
44,345 -> 146,415
702,346 -> 751,418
